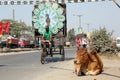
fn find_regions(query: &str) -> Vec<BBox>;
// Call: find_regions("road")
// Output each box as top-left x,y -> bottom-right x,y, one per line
0,48 -> 76,80
0,48 -> 120,80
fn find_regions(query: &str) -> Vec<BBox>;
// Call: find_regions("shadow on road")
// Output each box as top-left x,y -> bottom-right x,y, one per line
44,57 -> 73,63
0,65 -> 7,67
102,72 -> 120,78
50,66 -> 73,71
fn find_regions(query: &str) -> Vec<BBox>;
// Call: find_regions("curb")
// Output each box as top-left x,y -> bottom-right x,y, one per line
0,47 -> 75,56
0,50 -> 40,56
0,48 -> 41,56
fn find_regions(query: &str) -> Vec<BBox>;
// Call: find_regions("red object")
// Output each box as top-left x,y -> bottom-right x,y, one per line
5,21 -> 10,33
18,42 -> 25,47
24,40 -> 30,45
75,38 -> 81,49
0,22 -> 3,36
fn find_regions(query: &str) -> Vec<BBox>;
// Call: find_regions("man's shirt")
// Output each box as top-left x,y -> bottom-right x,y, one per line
43,30 -> 51,40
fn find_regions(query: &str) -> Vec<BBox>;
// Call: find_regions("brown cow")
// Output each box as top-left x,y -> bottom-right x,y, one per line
74,48 -> 103,76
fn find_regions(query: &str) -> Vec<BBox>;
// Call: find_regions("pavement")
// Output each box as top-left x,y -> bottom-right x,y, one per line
0,46 -> 74,56
0,48 -> 40,56
0,47 -> 120,80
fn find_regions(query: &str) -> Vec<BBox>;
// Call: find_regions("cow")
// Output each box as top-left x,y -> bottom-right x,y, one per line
74,48 -> 103,76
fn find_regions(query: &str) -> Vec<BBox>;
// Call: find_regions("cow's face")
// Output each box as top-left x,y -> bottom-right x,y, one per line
74,48 -> 89,76
74,48 -> 89,64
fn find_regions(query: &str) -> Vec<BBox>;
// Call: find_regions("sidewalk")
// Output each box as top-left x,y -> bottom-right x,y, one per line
0,46 -> 75,56
0,48 -> 40,56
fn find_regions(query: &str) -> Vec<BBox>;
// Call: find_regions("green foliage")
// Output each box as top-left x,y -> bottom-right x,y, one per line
1,19 -> 33,38
67,28 -> 76,41
90,27 -> 113,53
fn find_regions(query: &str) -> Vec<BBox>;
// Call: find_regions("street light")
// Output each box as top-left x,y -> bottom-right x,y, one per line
73,14 -> 83,34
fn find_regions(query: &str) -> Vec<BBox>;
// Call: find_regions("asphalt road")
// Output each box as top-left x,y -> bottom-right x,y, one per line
0,48 -> 76,80
0,48 -> 120,80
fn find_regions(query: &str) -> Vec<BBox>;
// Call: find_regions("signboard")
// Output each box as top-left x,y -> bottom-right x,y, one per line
0,21 -> 10,37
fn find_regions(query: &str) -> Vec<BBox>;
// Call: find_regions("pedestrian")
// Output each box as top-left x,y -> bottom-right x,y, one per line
81,34 -> 90,50
75,34 -> 81,51
1,32 -> 8,48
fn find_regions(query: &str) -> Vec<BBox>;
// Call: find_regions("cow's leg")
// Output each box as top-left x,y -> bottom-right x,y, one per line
76,67 -> 81,76
85,70 -> 95,75
85,71 -> 91,76
74,64 -> 81,76
86,69 -> 101,75
81,69 -> 87,75
92,69 -> 101,75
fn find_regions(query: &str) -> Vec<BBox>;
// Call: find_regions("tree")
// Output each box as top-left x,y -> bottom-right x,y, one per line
67,28 -> 76,41
90,27 -> 113,53
1,19 -> 33,38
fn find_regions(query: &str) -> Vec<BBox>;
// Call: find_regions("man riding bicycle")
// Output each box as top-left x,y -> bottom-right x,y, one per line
41,25 -> 52,46
41,14 -> 52,46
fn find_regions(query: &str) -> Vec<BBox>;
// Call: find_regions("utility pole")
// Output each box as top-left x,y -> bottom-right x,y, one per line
87,23 -> 90,32
86,23 -> 90,39
73,14 -> 83,34
13,9 -> 15,20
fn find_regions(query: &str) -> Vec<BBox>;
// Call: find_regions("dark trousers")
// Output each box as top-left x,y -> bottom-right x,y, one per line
0,41 -> 7,48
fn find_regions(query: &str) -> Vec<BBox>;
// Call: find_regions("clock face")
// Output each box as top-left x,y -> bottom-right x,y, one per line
32,2 -> 65,34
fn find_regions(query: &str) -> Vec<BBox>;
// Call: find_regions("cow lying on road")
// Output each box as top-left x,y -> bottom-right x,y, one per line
74,48 -> 103,76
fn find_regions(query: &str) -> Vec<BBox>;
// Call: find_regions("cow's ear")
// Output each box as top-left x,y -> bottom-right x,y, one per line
91,49 -> 97,54
93,50 -> 98,54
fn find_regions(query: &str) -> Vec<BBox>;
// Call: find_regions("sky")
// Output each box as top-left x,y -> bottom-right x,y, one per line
0,0 -> 120,38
